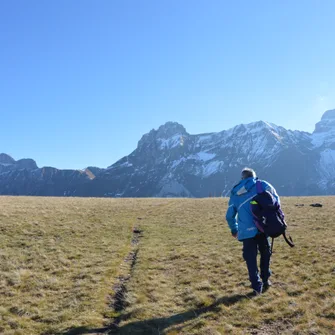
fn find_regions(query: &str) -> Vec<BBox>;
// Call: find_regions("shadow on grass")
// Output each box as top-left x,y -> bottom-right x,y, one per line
61,292 -> 254,335
59,326 -> 109,335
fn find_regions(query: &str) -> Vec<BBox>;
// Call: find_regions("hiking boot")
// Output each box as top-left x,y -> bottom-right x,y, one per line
252,288 -> 262,296
252,283 -> 263,296
263,280 -> 272,290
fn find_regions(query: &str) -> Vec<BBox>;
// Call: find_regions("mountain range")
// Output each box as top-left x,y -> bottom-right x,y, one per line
1,110 -> 335,197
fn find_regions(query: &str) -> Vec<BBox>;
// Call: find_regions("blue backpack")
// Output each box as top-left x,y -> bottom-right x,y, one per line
250,181 -> 294,252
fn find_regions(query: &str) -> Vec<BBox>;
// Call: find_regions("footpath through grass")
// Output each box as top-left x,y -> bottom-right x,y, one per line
118,197 -> 335,335
0,197 -> 334,334
0,197 -> 145,335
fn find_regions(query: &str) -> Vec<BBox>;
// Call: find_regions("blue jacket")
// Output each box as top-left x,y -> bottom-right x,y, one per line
226,177 -> 280,241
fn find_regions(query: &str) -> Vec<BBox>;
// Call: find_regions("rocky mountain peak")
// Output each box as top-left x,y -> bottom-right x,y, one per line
321,109 -> 335,120
137,122 -> 188,151
156,122 -> 188,139
16,159 -> 38,170
314,109 -> 335,133
0,153 -> 15,165
1,109 -> 335,198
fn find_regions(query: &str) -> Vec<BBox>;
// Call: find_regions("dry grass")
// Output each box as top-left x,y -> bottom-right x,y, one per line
0,196 -> 334,335
0,197 -> 144,335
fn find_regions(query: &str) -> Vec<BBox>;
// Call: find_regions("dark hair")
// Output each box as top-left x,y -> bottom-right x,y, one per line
241,168 -> 256,179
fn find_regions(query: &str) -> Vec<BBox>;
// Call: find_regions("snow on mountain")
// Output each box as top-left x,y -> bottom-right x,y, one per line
1,110 -> 335,197
312,109 -> 335,148
309,110 -> 335,187
202,161 -> 225,177
100,111 -> 335,197
318,149 -> 335,179
158,134 -> 184,150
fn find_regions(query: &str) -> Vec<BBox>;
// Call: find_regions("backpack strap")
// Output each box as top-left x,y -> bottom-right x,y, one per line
270,237 -> 274,254
283,232 -> 295,248
256,180 -> 263,194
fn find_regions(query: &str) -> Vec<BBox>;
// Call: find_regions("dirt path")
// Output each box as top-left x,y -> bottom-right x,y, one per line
107,226 -> 142,333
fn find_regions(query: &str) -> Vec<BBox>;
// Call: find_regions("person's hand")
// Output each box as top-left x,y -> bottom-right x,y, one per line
232,232 -> 238,239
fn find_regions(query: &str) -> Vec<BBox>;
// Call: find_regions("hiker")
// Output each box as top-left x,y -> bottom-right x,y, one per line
226,168 -> 280,294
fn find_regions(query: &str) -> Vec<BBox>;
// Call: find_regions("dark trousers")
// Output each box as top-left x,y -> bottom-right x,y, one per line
242,233 -> 271,291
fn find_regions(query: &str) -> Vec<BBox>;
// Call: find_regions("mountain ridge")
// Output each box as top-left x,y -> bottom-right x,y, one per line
1,109 -> 335,197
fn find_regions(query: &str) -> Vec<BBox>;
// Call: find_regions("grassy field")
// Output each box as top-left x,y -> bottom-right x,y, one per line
0,196 -> 334,335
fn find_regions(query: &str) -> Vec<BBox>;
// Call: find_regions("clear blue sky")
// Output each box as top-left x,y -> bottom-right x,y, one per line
1,0 -> 334,169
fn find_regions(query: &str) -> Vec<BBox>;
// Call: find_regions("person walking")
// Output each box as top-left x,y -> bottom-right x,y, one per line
226,168 -> 280,294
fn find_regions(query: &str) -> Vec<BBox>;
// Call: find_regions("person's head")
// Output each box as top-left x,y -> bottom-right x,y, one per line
241,167 -> 256,180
